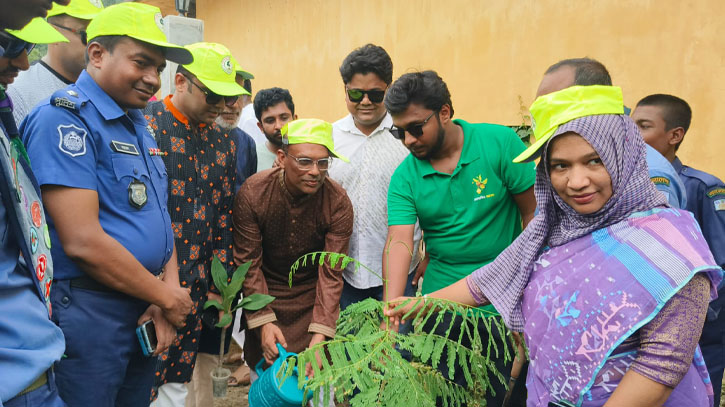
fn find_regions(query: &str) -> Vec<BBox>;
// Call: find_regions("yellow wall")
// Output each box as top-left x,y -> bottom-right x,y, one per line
198,0 -> 725,178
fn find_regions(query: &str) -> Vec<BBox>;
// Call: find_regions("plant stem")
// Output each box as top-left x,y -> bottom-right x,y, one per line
219,326 -> 227,370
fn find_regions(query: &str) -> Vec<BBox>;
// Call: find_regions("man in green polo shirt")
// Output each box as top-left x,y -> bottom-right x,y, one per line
382,70 -> 536,406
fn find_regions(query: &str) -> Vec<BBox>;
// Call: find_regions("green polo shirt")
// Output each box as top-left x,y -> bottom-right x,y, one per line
388,119 -> 535,312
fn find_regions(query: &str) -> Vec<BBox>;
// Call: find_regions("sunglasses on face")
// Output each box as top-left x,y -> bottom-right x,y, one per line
286,153 -> 333,171
0,31 -> 35,59
346,88 -> 385,104
50,23 -> 87,45
388,111 -> 437,140
184,75 -> 239,106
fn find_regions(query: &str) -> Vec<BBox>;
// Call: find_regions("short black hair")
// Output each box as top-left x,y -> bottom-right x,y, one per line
545,57 -> 612,86
339,44 -> 393,85
636,94 -> 692,150
253,87 -> 295,121
384,70 -> 454,117
84,35 -> 125,65
243,79 -> 252,94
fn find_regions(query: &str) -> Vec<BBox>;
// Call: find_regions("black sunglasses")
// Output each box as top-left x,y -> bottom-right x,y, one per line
0,31 -> 35,59
346,88 -> 385,104
388,111 -> 437,140
184,75 -> 239,106
50,23 -> 87,45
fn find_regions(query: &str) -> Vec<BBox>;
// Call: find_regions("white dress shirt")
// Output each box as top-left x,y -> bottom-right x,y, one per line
329,113 -> 421,289
238,104 -> 266,146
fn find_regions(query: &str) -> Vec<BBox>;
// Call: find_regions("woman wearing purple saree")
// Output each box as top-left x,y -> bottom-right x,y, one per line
386,85 -> 722,407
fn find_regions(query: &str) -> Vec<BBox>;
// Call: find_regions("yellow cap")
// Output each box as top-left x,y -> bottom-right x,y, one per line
86,3 -> 192,65
281,119 -> 349,162
234,61 -> 254,80
513,85 -> 625,163
5,17 -> 69,44
48,0 -> 104,20
183,43 -> 249,96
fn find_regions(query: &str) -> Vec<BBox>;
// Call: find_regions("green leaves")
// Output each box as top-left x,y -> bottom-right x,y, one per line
233,293 -> 275,312
283,296 -> 516,407
288,251 -> 378,287
203,256 -> 275,318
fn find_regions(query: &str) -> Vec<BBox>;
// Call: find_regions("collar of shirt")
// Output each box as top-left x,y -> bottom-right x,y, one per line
76,70 -> 146,125
420,118 -> 479,177
162,94 -> 207,128
337,113 -> 393,137
672,156 -> 684,173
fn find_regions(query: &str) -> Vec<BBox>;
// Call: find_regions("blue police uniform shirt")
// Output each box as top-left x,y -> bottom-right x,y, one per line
646,144 -> 687,208
673,157 -> 725,267
20,70 -> 174,280
0,115 -> 64,404
231,127 -> 257,192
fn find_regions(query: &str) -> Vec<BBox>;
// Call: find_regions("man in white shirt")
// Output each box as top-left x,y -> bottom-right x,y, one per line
329,44 -> 422,309
237,77 -> 266,145
252,87 -> 297,171
7,0 -> 102,123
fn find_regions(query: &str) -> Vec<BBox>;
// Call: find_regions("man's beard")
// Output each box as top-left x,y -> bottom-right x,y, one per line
214,114 -> 239,130
414,126 -> 446,161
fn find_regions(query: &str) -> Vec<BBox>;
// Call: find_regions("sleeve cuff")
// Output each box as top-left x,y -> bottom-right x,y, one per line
308,323 -> 336,338
246,312 -> 277,329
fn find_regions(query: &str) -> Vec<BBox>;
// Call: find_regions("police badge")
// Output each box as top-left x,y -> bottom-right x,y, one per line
128,180 -> 148,209
57,124 -> 87,157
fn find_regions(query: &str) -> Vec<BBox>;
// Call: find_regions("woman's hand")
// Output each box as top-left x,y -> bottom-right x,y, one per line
384,296 -> 428,330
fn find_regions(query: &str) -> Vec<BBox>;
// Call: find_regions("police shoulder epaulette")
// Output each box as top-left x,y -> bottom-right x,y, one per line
50,88 -> 84,113
682,166 -> 724,189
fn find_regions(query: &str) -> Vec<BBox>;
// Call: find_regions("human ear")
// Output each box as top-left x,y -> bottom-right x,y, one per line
669,127 -> 685,146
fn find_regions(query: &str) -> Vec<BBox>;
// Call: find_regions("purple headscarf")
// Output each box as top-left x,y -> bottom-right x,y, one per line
468,114 -> 668,330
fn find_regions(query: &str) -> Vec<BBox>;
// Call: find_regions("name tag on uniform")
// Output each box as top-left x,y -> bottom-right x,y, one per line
111,140 -> 139,155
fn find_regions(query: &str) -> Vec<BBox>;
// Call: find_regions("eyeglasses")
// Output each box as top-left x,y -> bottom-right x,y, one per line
183,75 -> 239,106
0,31 -> 35,59
388,111 -> 437,140
50,23 -> 87,45
286,153 -> 332,171
346,88 -> 385,104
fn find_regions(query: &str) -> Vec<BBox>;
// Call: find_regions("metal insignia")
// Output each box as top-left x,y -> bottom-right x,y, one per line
128,180 -> 148,209
67,90 -> 78,97
54,97 -> 76,110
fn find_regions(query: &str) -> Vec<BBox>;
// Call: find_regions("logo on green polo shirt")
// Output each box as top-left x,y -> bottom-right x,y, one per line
473,175 -> 495,201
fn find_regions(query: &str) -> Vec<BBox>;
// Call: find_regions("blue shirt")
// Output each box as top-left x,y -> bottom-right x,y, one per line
231,127 -> 257,192
0,107 -> 64,404
20,71 -> 174,280
646,145 -> 687,208
673,157 -> 725,268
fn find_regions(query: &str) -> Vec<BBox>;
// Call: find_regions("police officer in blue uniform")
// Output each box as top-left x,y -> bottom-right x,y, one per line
20,4 -> 194,407
633,94 -> 725,406
0,7 -> 71,407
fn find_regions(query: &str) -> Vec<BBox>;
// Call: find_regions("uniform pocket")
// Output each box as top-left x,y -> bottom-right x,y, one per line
111,155 -> 153,212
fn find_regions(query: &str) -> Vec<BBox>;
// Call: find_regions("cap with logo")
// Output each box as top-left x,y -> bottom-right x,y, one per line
281,119 -> 349,162
234,61 -> 254,80
48,0 -> 104,20
86,2 -> 192,65
183,42 -> 249,96
513,85 -> 625,163
5,17 -> 68,44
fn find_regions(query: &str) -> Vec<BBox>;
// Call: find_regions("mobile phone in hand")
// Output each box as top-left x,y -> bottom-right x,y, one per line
136,320 -> 157,357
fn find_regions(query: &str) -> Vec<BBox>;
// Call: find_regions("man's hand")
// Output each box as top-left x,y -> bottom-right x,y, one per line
260,322 -> 287,365
207,292 -> 230,328
160,283 -> 193,327
305,333 -> 326,378
138,305 -> 177,356
411,253 -> 429,287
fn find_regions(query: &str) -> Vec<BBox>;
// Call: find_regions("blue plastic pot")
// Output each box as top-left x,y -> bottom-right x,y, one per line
248,343 -> 308,406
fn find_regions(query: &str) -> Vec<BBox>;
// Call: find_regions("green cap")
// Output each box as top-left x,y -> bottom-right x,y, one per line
281,119 -> 349,162
513,85 -> 625,163
234,61 -> 254,80
183,42 -> 249,96
86,3 -> 192,65
48,0 -> 104,20
5,17 -> 69,44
